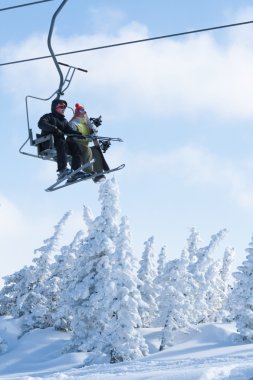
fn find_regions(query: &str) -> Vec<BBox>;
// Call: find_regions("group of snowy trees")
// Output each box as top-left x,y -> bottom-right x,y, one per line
0,178 -> 253,361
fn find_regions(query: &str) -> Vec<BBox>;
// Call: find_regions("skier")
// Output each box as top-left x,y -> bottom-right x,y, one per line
38,99 -> 86,182
69,103 -> 111,183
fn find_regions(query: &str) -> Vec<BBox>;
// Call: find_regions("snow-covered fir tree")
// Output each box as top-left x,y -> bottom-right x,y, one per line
221,247 -> 235,285
214,247 -> 235,322
101,216 -> 148,362
52,230 -> 85,331
66,179 -> 121,355
157,228 -> 230,331
188,228 -> 228,324
159,249 -> 197,350
138,236 -> 159,327
18,211 -> 71,334
152,245 -> 168,324
229,235 -> 253,341
155,258 -> 179,328
155,245 -> 168,312
66,179 -> 148,362
204,259 -> 227,322
190,229 -> 227,278
98,177 -> 120,241
0,265 -> 34,317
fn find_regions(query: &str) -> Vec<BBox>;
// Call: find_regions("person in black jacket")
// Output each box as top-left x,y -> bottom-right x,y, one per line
38,99 -> 85,181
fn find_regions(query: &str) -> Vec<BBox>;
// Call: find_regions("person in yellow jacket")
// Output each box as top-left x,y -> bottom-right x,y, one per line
68,103 -> 109,183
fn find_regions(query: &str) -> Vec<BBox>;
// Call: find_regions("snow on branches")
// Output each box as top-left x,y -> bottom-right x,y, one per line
66,178 -> 148,362
6,178 -> 253,360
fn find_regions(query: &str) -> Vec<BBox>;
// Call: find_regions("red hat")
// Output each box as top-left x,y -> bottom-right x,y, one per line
75,103 -> 85,113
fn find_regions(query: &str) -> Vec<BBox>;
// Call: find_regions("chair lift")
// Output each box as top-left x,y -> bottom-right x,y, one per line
19,0 -> 125,190
19,0 -> 87,162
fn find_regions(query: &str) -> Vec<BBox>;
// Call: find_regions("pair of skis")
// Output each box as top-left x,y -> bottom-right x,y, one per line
45,161 -> 125,192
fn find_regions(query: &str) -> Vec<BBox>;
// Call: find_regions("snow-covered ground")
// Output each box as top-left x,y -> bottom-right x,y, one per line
1,317 -> 253,379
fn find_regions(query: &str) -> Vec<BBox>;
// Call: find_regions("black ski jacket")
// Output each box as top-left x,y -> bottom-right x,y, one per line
38,111 -> 81,137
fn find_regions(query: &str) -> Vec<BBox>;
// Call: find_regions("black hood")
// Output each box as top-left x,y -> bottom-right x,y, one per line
51,99 -> 68,113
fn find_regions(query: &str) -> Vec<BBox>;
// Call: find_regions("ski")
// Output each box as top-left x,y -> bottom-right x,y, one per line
45,160 -> 95,192
45,163 -> 125,192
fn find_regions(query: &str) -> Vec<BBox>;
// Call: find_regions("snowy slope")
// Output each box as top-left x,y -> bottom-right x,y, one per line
1,317 -> 253,379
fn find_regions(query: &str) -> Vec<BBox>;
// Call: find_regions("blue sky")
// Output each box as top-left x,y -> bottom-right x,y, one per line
1,0 -> 253,281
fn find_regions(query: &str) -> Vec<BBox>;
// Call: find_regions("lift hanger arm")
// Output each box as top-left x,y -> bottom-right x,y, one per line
47,0 -> 68,99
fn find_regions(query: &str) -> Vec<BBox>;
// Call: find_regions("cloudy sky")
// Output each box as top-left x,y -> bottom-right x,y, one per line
1,0 -> 253,281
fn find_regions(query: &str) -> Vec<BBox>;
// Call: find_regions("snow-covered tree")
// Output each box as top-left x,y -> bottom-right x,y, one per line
52,230 -> 85,331
18,211 -> 71,334
138,236 -> 159,327
98,177 -> 120,241
188,228 -> 228,324
159,249 -> 197,349
157,228 -> 229,332
155,245 -> 168,309
0,265 -> 34,317
67,179 -> 148,362
190,229 -> 227,277
155,258 -> 178,328
214,247 -> 235,322
101,216 -> 148,362
221,248 -> 234,284
229,235 -> 253,341
67,179 -> 121,354
204,260 -> 227,322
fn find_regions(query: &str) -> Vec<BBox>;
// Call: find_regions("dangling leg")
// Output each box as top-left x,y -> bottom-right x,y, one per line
66,139 -> 92,182
91,146 -> 109,172
54,136 -> 68,171
67,138 -> 82,171
79,144 -> 93,174
91,146 -> 108,183
54,136 -> 72,179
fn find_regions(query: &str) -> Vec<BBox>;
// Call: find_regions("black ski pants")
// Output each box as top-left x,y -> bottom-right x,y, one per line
54,136 -> 82,172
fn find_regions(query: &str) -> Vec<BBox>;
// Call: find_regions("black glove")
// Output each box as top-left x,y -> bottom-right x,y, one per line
91,116 -> 102,128
100,140 -> 111,153
65,129 -> 84,140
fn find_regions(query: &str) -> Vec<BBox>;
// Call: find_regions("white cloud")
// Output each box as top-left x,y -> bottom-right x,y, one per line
0,195 -> 24,233
117,144 -> 253,210
3,16 -> 253,121
88,7 -> 126,33
0,194 -> 33,282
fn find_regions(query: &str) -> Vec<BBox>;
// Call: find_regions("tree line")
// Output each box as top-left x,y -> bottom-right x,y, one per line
0,178 -> 252,363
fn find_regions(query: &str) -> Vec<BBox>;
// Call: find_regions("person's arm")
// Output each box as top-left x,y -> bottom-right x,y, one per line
38,114 -> 63,135
63,120 -> 83,136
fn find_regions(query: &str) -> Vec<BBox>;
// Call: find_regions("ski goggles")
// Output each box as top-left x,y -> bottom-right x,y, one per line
56,104 -> 67,110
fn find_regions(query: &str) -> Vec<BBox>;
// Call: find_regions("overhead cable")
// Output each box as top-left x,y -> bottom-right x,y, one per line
0,0 -> 54,12
1,19 -> 253,67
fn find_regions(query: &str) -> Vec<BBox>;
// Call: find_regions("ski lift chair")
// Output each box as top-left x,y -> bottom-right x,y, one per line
34,133 -> 72,163
35,133 -> 57,161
